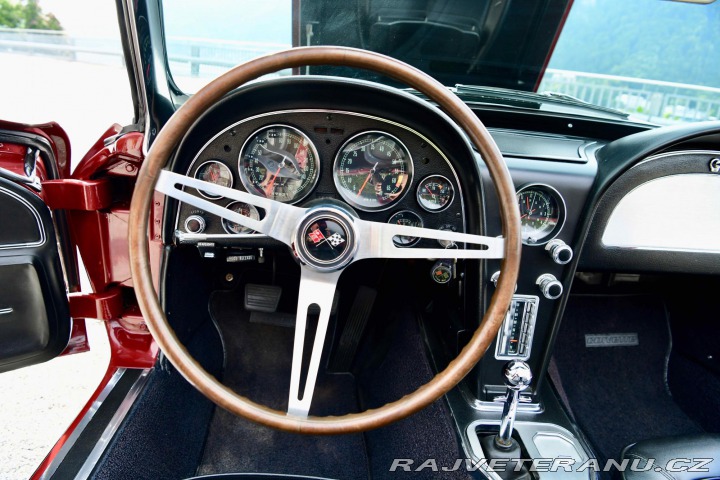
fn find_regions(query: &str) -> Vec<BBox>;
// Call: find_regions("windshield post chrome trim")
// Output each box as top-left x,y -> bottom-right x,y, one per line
71,369 -> 151,480
174,108 -> 466,241
119,0 -> 151,155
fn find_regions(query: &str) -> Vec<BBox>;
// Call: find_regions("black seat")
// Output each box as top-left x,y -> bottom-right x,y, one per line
187,475 -> 335,480
621,434 -> 720,480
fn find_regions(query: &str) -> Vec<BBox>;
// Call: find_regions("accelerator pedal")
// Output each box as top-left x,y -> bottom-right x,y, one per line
329,286 -> 377,372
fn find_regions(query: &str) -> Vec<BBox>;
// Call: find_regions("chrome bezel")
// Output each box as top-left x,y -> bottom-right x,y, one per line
416,174 -> 454,213
516,183 -> 567,246
387,210 -> 423,247
238,124 -> 320,205
176,109 -> 465,242
193,160 -> 234,200
294,207 -> 358,272
221,201 -> 260,235
332,130 -> 414,212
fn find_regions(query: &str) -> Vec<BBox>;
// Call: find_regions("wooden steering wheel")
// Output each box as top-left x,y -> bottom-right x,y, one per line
128,46 -> 521,434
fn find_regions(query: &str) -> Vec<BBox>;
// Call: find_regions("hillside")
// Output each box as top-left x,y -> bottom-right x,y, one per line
548,0 -> 720,88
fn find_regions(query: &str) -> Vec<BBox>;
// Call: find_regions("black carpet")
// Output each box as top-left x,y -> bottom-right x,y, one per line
552,295 -> 703,463
196,289 -> 369,479
668,352 -> 720,434
91,322 -> 222,480
357,311 -> 472,480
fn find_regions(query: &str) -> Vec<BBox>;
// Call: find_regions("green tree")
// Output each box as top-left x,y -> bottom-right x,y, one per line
0,0 -> 63,30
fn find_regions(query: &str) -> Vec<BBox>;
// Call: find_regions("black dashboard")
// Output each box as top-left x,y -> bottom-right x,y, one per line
163,75 -> 720,404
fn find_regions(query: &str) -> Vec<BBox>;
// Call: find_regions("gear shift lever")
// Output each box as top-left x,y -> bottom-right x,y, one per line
496,360 -> 532,448
479,360 -> 533,480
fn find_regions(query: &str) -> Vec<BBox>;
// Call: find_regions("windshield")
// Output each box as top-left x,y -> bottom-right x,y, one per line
163,0 -> 720,125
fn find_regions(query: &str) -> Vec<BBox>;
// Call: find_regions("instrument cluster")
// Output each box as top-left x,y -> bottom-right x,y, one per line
175,111 -> 463,246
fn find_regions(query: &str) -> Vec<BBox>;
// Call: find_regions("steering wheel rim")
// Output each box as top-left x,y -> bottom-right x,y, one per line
129,46 -> 521,434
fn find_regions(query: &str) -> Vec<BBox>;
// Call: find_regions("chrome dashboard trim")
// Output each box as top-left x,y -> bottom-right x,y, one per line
175,108 -> 465,241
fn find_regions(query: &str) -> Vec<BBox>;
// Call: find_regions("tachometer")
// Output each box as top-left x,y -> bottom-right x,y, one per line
517,184 -> 566,245
333,131 -> 413,211
239,125 -> 320,203
194,160 -> 233,199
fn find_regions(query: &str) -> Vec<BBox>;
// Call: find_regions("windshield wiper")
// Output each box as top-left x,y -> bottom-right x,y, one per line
450,84 -> 629,119
537,91 -> 629,118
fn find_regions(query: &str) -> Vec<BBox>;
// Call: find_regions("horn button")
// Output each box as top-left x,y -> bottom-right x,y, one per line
294,208 -> 357,271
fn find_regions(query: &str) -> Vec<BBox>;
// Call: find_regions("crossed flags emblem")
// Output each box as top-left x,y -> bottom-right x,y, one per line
327,233 -> 346,247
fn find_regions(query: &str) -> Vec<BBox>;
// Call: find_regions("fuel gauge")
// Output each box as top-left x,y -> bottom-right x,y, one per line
417,175 -> 454,212
222,201 -> 260,234
195,160 -> 234,200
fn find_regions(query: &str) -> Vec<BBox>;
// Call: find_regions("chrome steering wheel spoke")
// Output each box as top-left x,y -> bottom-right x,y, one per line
354,218 -> 505,260
156,169 -> 305,245
287,267 -> 342,418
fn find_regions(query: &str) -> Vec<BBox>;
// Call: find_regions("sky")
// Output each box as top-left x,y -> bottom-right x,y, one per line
36,0 -> 291,43
38,0 -> 121,37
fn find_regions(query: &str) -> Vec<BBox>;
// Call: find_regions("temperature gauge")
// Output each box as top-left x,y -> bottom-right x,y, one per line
417,175 -> 454,212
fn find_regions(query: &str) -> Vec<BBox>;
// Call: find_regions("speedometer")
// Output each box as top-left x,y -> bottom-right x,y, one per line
239,125 -> 320,204
333,131 -> 413,211
517,184 -> 566,245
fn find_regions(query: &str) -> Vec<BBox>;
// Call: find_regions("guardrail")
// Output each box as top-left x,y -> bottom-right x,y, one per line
539,68 -> 720,125
2,27 -> 718,124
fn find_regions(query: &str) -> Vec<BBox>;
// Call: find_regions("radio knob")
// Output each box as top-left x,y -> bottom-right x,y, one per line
184,214 -> 206,234
545,239 -> 573,265
537,273 -> 563,300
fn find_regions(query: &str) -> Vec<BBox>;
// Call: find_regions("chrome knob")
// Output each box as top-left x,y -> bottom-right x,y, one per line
184,214 -> 206,234
490,271 -> 517,292
496,360 -> 532,447
537,273 -> 563,300
503,360 -> 533,390
545,239 -> 573,265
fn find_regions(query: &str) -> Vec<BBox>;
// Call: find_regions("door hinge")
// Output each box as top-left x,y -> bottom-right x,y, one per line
43,178 -> 113,210
69,287 -> 124,320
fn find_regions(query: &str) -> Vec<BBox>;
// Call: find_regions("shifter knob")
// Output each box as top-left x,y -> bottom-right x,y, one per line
496,360 -> 532,448
503,360 -> 533,391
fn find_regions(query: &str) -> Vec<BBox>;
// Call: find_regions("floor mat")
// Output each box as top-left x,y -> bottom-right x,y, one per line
553,295 -> 703,462
357,310 -> 472,480
196,289 -> 368,480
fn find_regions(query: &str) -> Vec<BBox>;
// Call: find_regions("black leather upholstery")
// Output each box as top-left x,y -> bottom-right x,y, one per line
621,434 -> 720,480
187,474 -> 334,480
